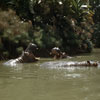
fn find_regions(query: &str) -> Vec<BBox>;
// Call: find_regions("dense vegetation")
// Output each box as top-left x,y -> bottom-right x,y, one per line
0,0 -> 100,60
89,0 -> 100,47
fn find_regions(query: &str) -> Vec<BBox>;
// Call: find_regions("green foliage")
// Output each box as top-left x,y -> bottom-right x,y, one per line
89,0 -> 100,47
0,9 -> 33,59
90,0 -> 100,23
93,23 -> 100,47
71,0 -> 85,18
33,26 -> 62,48
0,0 -> 95,59
16,47 -> 23,55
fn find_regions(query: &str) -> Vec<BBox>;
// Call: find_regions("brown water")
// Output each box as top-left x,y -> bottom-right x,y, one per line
0,49 -> 100,100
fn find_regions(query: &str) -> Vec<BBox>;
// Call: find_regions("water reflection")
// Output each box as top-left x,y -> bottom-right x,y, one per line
0,62 -> 40,80
1,60 -> 100,81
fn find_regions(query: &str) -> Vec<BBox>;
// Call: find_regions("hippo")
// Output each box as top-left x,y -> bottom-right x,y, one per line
18,43 -> 39,63
4,43 -> 40,66
50,47 -> 68,59
41,60 -> 98,68
64,60 -> 98,67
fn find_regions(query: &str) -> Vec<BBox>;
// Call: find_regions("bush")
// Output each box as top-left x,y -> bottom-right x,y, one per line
92,23 -> 100,47
0,9 -> 34,59
0,9 -> 64,59
0,0 -> 95,59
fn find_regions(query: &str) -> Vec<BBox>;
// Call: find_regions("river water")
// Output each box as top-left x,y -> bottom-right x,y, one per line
0,49 -> 100,100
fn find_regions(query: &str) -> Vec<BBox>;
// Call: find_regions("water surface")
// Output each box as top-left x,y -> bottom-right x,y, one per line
0,49 -> 100,100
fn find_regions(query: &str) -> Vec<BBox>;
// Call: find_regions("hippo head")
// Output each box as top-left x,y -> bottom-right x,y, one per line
25,43 -> 38,54
18,43 -> 39,63
87,60 -> 98,67
50,47 -> 61,56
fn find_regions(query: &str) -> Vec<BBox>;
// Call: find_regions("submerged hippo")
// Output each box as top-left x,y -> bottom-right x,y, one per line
65,60 -> 98,67
41,60 -> 98,68
50,47 -> 68,59
4,43 -> 39,66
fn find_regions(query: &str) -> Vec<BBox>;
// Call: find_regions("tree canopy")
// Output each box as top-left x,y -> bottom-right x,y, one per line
0,0 -> 100,59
